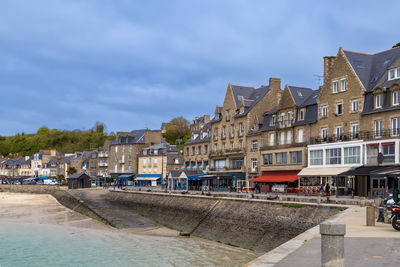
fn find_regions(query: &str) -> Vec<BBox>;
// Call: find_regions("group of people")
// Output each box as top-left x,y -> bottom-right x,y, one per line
320,182 -> 331,203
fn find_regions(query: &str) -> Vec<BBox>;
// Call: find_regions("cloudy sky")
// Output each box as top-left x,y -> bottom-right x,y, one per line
0,0 -> 399,135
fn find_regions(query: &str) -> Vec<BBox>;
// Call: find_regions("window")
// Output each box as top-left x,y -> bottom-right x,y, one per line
275,152 -> 287,164
375,94 -> 382,108
198,146 -> 202,155
310,149 -> 323,165
336,102 -> 343,115
204,145 -> 208,154
269,133 -> 275,146
222,143 -> 226,151
222,126 -> 226,138
382,143 -> 395,163
214,159 -> 226,171
326,148 -> 341,165
351,99 -> 359,112
375,120 -> 382,138
230,142 -> 234,150
280,132 -> 285,145
263,154 -> 273,165
239,123 -> 243,136
226,109 -> 231,121
290,151 -> 302,164
351,124 -> 359,139
344,147 -> 360,164
230,125 -> 234,137
332,80 -> 338,93
115,146 -> 118,153
214,144 -> 218,152
297,129 -> 303,143
230,159 -> 243,169
252,140 -> 258,151
271,115 -> 276,126
192,147 -> 195,155
186,148 -> 189,155
321,128 -> 327,141
388,67 -> 400,80
280,113 -> 285,127
321,105 -> 328,118
251,159 -> 258,172
287,112 -> 293,126
336,126 -> 343,140
340,78 -> 346,92
286,131 -> 292,144
367,144 -> 379,164
298,109 -> 305,121
392,118 -> 399,136
393,91 -> 400,106
239,140 -> 243,149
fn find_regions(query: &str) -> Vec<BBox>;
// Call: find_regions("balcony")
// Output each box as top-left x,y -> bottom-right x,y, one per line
260,141 -> 306,151
209,149 -> 245,157
308,129 -> 400,145
98,152 -> 109,158
277,119 -> 293,128
247,167 -> 259,174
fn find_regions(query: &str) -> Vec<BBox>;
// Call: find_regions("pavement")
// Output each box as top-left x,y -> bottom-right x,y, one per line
247,206 -> 400,266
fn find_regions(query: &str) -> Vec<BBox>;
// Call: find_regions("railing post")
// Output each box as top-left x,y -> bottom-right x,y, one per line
320,222 -> 346,267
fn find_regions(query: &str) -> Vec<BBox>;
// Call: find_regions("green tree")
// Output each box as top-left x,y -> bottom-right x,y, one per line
393,42 -> 400,48
67,167 -> 77,176
163,117 -> 191,148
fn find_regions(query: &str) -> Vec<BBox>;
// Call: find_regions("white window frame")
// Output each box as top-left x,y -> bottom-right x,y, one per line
376,94 -> 382,109
321,105 -> 328,118
335,126 -> 343,140
374,120 -> 382,138
321,128 -> 327,140
298,109 -> 305,121
269,133 -> 275,146
393,91 -> 399,106
392,117 -> 399,136
252,140 -> 258,151
351,99 -> 359,112
280,132 -> 285,145
340,78 -> 346,92
332,80 -> 338,93
310,150 -> 323,166
336,102 -> 343,115
388,67 -> 400,80
351,123 -> 359,139
286,131 -> 292,144
297,129 -> 303,143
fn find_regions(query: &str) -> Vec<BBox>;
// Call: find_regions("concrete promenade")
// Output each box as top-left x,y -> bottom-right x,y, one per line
247,206 -> 400,266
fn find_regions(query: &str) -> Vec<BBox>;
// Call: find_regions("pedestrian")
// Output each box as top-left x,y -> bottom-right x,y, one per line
325,182 -> 331,203
320,184 -> 324,196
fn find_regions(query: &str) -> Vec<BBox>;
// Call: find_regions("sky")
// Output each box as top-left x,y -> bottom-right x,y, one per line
0,0 -> 399,135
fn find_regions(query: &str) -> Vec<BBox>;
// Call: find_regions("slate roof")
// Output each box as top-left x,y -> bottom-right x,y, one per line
233,85 -> 271,117
288,86 -> 315,106
68,172 -> 90,179
344,46 -> 400,92
184,122 -> 211,145
110,129 -> 146,145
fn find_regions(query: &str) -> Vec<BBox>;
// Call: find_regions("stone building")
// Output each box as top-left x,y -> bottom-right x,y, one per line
183,115 -> 211,171
248,85 -> 319,192
97,139 -> 110,178
31,150 -> 58,177
137,142 -> 183,186
108,129 -> 162,179
206,78 -> 282,191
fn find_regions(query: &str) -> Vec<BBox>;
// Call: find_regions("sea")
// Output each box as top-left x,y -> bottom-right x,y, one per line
0,220 -> 256,267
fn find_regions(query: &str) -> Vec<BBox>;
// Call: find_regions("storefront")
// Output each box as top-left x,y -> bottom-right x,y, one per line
136,174 -> 162,187
298,167 -> 354,195
202,172 -> 245,192
250,170 -> 300,193
168,170 -> 205,191
117,174 -> 135,186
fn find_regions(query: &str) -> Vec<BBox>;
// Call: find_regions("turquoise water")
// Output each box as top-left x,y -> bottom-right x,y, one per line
0,222 -> 256,267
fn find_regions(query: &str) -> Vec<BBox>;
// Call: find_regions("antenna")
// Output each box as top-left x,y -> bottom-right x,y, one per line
313,74 -> 323,86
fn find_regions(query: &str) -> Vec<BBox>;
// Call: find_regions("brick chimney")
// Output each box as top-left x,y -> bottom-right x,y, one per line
323,56 -> 336,85
269,77 -> 282,106
203,115 -> 210,123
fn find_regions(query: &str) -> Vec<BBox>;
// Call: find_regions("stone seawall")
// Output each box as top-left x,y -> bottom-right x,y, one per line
0,185 -> 112,226
108,190 -> 344,252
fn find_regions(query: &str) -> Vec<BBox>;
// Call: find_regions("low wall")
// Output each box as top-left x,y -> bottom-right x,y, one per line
0,185 -> 111,226
108,191 -> 344,252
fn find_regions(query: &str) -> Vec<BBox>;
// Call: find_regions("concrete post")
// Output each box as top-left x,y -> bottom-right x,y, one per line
366,206 -> 376,226
360,197 -> 366,207
320,222 -> 346,267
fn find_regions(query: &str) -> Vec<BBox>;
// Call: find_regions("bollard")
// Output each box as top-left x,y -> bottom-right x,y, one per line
360,197 -> 366,207
320,222 -> 346,267
366,206 -> 376,226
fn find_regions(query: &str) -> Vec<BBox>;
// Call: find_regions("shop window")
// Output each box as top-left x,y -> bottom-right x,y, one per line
366,144 -> 379,164
310,150 -> 323,165
275,152 -> 287,164
290,151 -> 302,164
263,154 -> 273,165
382,143 -> 395,163
326,148 -> 341,165
344,146 -> 360,164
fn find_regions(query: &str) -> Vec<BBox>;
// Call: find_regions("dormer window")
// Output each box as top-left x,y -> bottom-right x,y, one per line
240,106 -> 245,114
388,67 -> 400,80
332,80 -> 338,93
298,109 -> 305,121
270,115 -> 276,126
393,91 -> 399,106
375,94 -> 382,109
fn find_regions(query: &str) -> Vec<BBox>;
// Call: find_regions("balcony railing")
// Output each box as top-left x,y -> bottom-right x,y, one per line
98,152 -> 108,158
277,119 -> 293,128
309,129 -> 400,145
237,130 -> 243,137
248,167 -> 258,173
209,148 -> 245,157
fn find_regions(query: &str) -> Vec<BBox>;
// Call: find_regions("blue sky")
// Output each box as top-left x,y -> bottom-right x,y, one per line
0,0 -> 399,135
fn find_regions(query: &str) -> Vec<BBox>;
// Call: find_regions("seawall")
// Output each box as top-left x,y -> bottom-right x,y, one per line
107,190 -> 344,252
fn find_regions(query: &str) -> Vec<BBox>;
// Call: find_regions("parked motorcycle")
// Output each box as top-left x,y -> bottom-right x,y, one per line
390,204 -> 400,231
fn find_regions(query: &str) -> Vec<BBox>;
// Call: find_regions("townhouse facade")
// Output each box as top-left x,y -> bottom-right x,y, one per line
108,129 -> 162,179
206,78 -> 282,190
137,142 -> 183,186
183,115 -> 211,171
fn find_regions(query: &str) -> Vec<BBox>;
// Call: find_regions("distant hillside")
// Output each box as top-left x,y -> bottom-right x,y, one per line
0,124 -> 114,157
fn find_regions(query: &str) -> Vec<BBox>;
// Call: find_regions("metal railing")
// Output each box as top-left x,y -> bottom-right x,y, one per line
309,129 -> 400,145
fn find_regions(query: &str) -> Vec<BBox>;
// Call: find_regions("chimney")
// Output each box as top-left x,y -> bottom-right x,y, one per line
203,115 -> 210,123
269,77 -> 281,91
323,56 -> 336,85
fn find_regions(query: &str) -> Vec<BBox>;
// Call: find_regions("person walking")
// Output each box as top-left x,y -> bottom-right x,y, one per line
325,182 -> 331,203
320,184 -> 324,196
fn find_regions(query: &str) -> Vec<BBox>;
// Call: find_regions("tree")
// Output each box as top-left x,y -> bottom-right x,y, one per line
163,117 -> 191,146
393,42 -> 400,48
67,167 -> 77,176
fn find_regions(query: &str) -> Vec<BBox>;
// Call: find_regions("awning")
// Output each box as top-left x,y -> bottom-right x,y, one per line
136,177 -> 160,181
137,174 -> 162,178
340,166 -> 400,177
38,176 -> 49,180
187,174 -> 205,181
298,167 -> 353,176
250,170 -> 299,183
23,177 -> 38,181
118,174 -> 135,180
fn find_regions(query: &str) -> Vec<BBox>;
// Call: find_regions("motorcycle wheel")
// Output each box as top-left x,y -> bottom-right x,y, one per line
392,215 -> 400,231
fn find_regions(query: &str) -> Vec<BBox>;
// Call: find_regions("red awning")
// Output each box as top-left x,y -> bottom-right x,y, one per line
382,142 -> 395,146
250,170 -> 300,183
